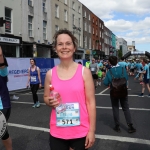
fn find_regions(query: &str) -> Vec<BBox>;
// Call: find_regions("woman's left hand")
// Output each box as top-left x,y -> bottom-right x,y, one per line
85,131 -> 95,149
39,83 -> 42,88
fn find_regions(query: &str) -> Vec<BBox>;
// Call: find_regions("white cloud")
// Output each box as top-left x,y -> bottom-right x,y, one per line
79,0 -> 150,47
79,0 -> 150,19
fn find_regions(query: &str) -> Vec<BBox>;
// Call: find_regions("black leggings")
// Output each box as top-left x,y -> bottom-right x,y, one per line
30,84 -> 39,104
49,134 -> 87,150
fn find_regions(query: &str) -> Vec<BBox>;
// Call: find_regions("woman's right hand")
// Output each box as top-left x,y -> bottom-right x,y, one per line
45,96 -> 59,108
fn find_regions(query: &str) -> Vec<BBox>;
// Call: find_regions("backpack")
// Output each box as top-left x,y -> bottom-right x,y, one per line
109,67 -> 127,98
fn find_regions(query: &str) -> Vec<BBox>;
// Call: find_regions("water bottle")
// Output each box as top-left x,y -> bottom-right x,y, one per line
49,85 -> 65,113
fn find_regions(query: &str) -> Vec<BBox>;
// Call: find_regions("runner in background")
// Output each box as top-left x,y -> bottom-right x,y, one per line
85,58 -> 90,68
27,58 -> 42,108
0,46 -> 12,150
89,58 -> 99,89
44,29 -> 96,150
138,58 -> 150,97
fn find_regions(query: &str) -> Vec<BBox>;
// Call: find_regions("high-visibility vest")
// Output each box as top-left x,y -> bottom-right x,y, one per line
85,61 -> 90,68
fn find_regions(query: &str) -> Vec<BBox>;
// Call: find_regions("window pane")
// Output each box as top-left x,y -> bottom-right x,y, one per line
5,8 -> 11,18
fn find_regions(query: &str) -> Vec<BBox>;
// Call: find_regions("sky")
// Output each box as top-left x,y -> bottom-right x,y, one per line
79,0 -> 150,52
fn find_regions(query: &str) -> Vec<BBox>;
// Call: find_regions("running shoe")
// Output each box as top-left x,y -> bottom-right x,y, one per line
113,125 -> 121,133
32,104 -> 37,108
147,94 -> 150,98
138,93 -> 144,97
36,101 -> 40,108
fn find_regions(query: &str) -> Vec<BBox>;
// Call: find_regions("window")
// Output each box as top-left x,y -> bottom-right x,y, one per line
78,6 -> 81,13
102,33 -> 103,38
84,22 -> 87,31
43,21 -> 47,40
93,28 -> 94,34
72,1 -> 75,10
28,0 -> 33,6
64,10 -> 68,22
55,4 -> 59,18
78,18 -> 80,27
79,34 -> 81,47
100,31 -> 101,37
64,0 -> 67,5
93,18 -> 94,23
43,1 -> 46,12
89,38 -> 91,49
72,14 -> 75,25
99,23 -> 101,28
89,14 -> 90,20
84,11 -> 86,18
102,25 -> 103,29
96,30 -> 97,36
5,7 -> 12,33
84,36 -> 87,48
89,25 -> 91,33
28,15 -> 33,37
55,25 -> 59,32
96,21 -> 97,25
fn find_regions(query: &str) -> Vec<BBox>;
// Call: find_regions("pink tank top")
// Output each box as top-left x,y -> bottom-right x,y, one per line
50,64 -> 90,139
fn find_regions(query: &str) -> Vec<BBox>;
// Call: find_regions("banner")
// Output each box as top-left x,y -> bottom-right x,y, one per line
7,58 -> 30,91
35,58 -> 54,86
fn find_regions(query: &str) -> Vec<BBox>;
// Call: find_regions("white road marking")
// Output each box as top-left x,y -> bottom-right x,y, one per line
96,93 -> 138,96
8,123 -> 49,132
95,134 -> 150,146
8,123 -> 150,146
11,101 -> 150,111
96,106 -> 150,111
96,87 -> 109,95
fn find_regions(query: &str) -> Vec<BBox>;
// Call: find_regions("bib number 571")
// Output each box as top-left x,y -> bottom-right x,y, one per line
62,119 -> 73,125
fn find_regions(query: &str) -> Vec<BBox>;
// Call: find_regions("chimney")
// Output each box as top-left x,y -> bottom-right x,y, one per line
132,41 -> 135,46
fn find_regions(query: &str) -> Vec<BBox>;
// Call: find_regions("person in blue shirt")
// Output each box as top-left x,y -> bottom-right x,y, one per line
118,57 -> 128,70
103,56 -> 136,133
138,58 -> 150,97
27,58 -> 42,108
0,46 -> 12,150
97,59 -> 103,69
130,61 -> 135,76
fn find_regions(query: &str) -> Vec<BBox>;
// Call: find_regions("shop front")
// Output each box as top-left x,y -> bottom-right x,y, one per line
0,34 -> 22,57
22,41 -> 52,58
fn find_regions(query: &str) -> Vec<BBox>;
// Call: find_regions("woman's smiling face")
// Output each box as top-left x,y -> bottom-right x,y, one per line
55,34 -> 75,59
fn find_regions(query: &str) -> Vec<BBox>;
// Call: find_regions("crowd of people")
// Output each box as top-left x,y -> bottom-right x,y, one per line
1,28 -> 150,149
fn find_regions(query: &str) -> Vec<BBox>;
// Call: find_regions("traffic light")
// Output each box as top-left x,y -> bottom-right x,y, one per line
0,17 -> 5,27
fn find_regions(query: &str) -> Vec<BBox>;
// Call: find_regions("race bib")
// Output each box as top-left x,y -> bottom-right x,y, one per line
91,68 -> 95,71
56,103 -> 80,127
31,76 -> 36,82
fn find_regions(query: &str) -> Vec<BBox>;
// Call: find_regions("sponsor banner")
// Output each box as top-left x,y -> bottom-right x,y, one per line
34,58 -> 54,86
7,58 -> 30,91
131,51 -> 145,55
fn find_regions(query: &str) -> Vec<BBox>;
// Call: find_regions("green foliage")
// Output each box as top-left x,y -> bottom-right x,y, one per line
118,49 -> 122,59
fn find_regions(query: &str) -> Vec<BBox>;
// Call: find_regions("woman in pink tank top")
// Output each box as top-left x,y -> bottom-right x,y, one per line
44,29 -> 96,150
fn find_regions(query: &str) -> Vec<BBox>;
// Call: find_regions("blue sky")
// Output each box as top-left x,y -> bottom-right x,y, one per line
79,0 -> 150,52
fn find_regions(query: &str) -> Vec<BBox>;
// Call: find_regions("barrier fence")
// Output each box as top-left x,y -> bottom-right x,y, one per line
6,58 -> 86,91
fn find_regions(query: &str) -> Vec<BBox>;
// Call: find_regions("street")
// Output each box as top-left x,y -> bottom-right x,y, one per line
0,76 -> 150,150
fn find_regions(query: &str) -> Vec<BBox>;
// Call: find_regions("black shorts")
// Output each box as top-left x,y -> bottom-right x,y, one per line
92,74 -> 98,79
49,134 -> 87,150
130,69 -> 134,72
143,78 -> 149,84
